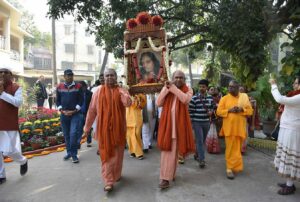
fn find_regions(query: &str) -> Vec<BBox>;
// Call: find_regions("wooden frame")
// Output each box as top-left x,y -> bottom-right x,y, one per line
124,13 -> 169,95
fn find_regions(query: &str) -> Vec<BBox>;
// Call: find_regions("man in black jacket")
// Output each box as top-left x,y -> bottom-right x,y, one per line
78,81 -> 93,148
35,75 -> 47,108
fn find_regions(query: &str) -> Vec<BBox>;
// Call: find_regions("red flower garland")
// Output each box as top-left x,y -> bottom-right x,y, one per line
137,12 -> 151,25
126,18 -> 138,30
152,15 -> 164,27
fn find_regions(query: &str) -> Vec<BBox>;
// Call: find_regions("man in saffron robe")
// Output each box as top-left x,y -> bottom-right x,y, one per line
157,70 -> 195,189
217,80 -> 253,179
83,68 -> 132,192
126,94 -> 146,160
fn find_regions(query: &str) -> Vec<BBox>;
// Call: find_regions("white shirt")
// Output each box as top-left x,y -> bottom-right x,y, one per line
0,87 -> 22,108
271,84 -> 300,130
0,87 -> 23,153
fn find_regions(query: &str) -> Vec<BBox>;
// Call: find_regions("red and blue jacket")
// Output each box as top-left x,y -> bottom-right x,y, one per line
56,82 -> 83,111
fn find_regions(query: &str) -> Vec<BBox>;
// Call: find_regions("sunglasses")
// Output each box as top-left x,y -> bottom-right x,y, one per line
0,71 -> 10,75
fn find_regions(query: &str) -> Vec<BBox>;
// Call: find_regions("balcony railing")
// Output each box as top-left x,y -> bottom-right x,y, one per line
0,35 -> 5,50
10,50 -> 20,61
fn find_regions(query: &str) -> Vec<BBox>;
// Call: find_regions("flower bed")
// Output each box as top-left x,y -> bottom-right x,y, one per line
19,107 -> 63,153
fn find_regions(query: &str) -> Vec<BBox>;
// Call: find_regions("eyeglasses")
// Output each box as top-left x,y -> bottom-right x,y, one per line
0,71 -> 10,75
228,85 -> 238,89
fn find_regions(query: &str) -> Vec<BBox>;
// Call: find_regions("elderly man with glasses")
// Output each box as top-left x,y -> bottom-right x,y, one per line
217,80 -> 253,180
0,66 -> 28,185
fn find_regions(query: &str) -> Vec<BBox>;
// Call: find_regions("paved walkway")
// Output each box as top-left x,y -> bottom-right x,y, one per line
0,142 -> 299,202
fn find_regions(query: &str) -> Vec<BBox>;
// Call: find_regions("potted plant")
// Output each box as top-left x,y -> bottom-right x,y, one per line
29,136 -> 45,150
250,74 -> 278,137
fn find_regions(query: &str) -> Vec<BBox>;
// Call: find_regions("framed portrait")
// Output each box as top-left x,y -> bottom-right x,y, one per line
124,12 -> 169,95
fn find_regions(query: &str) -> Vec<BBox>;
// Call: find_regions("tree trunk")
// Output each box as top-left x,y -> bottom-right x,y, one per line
186,53 -> 193,87
51,18 -> 57,86
100,50 -> 109,74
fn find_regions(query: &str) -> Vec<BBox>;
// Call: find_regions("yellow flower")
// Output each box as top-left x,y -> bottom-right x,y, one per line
21,129 -> 31,134
34,120 -> 42,124
45,126 -> 50,129
33,129 -> 43,133
24,122 -> 33,126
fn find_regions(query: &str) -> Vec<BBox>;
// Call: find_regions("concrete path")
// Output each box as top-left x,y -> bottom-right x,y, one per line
0,142 -> 299,202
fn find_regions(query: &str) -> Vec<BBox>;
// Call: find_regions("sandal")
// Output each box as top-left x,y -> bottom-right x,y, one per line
277,186 -> 295,195
104,185 -> 113,192
277,183 -> 296,191
226,170 -> 235,180
159,180 -> 170,189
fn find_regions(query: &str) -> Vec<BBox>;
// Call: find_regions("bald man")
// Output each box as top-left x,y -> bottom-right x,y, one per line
156,70 -> 195,189
217,80 -> 253,179
84,68 -> 132,192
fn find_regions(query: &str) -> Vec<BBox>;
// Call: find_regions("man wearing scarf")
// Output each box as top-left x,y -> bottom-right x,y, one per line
157,70 -> 195,189
0,66 -> 28,185
217,80 -> 253,180
83,68 -> 132,192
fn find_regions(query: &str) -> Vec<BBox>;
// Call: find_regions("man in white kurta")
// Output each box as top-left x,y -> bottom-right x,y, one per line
142,94 -> 156,152
0,67 -> 28,184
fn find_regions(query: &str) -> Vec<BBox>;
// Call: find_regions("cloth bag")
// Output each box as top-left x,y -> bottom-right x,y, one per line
206,123 -> 221,154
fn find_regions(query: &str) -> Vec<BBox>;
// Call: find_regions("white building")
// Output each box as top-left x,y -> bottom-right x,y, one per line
0,0 -> 31,74
55,16 -> 112,84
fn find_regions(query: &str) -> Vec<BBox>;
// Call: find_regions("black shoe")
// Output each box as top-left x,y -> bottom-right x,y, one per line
199,160 -> 206,169
63,154 -> 71,161
20,161 -> 28,176
130,153 -> 136,158
149,145 -> 153,149
143,149 -> 149,153
0,178 -> 6,184
87,143 -> 92,147
97,150 -> 100,155
72,156 -> 79,163
277,183 -> 296,191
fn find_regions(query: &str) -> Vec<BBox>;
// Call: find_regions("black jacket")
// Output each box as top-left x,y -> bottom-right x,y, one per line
35,81 -> 47,100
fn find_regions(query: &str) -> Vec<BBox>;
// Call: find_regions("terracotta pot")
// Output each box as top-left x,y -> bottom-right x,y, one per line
30,143 -> 42,150
47,136 -> 58,146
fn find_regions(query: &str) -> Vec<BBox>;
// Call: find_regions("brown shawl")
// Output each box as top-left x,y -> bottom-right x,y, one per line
157,84 -> 195,157
97,85 -> 126,162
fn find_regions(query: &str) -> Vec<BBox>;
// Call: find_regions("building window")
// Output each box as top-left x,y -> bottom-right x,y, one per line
43,58 -> 52,69
64,25 -> 71,35
65,44 -> 74,53
33,57 -> 52,69
87,45 -> 94,55
33,57 -> 43,68
61,61 -> 73,70
87,63 -> 93,71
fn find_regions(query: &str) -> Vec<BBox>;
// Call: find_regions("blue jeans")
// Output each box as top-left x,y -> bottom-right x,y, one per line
192,121 -> 210,161
37,99 -> 45,107
77,113 -> 85,146
61,113 -> 81,157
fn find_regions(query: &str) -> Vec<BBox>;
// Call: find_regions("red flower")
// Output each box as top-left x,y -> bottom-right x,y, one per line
126,18 -> 138,29
152,15 -> 164,27
137,12 -> 151,25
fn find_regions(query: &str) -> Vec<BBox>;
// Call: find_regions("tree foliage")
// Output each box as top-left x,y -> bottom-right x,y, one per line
47,0 -> 278,87
271,0 -> 300,79
209,0 -> 274,88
